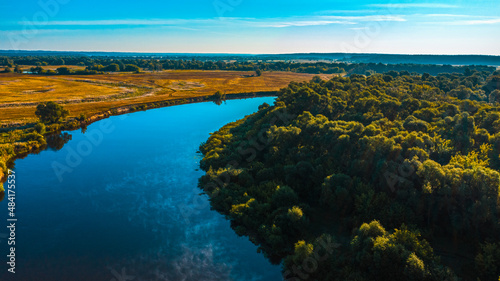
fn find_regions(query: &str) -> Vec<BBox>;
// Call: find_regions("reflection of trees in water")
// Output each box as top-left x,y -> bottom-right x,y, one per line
213,99 -> 226,106
46,132 -> 72,151
210,91 -> 226,106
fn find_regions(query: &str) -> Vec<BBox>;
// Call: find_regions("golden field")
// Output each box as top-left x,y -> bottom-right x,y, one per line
0,70 -> 331,125
0,76 -> 127,104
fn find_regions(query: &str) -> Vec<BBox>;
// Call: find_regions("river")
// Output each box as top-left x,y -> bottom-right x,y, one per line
0,97 -> 281,281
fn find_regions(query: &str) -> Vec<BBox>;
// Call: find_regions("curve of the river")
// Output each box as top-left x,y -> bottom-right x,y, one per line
0,97 -> 281,281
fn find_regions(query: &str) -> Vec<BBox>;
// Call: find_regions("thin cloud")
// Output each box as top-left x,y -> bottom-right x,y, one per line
420,14 -> 473,18
29,19 -> 221,26
315,9 -> 379,15
0,29 -> 77,35
21,15 -> 406,29
369,3 -> 459,9
261,20 -> 354,28
262,15 -> 405,28
449,18 -> 500,25
319,15 -> 406,22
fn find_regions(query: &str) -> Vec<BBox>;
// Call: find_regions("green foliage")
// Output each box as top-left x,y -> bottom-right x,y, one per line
77,113 -> 87,122
287,206 -> 303,221
35,101 -> 70,123
490,90 -> 500,104
5,55 -> 495,77
349,223 -> 450,281
484,75 -> 500,94
272,185 -> 299,208
210,91 -> 226,105
199,71 -> 500,279
34,122 -> 46,134
475,242 -> 500,280
30,66 -> 44,74
124,64 -> 140,72
24,132 -> 46,146
56,67 -> 71,75
105,63 -> 120,72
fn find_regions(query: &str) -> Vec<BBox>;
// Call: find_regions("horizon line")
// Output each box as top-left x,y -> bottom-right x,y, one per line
1,49 -> 500,57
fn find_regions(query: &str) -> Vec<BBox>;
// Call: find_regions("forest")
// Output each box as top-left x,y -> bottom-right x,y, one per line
199,69 -> 500,280
0,55 -> 495,76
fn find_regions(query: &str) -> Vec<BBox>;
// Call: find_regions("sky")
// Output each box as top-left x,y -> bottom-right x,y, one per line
0,0 -> 499,55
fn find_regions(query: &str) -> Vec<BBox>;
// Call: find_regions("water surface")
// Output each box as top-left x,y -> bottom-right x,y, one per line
0,97 -> 281,281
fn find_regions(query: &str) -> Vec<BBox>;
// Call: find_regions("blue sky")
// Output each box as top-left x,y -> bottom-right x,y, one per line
0,0 -> 499,54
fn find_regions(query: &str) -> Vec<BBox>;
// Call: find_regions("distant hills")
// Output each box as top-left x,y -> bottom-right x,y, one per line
1,50 -> 499,66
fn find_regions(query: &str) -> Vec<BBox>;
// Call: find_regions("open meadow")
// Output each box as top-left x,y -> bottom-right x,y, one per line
0,70 -> 329,125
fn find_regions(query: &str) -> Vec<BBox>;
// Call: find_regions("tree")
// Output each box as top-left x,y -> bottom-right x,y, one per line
255,68 -> 262,76
56,67 -> 71,75
124,64 -> 140,72
484,75 -> 500,94
475,242 -> 500,280
311,75 -> 323,83
210,91 -> 226,105
117,61 -> 125,71
104,63 -> 120,72
34,122 -> 46,134
287,206 -> 303,221
464,67 -> 473,76
489,90 -> 500,104
30,66 -> 44,74
35,101 -> 69,123
14,65 -> 22,73
54,57 -> 65,65
450,85 -> 473,100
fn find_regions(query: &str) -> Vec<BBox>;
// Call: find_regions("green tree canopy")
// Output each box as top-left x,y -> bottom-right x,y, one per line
35,101 -> 69,123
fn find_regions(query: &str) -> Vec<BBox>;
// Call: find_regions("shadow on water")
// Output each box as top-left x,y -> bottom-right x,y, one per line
213,99 -> 226,106
46,132 -> 72,151
210,91 -> 226,106
0,132 -> 72,202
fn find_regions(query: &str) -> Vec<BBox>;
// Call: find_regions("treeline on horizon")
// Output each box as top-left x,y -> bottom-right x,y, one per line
199,69 -> 500,280
0,56 -> 496,76
1,50 -> 499,66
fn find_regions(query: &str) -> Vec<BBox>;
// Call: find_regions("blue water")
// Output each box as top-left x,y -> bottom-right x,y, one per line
0,97 -> 281,281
